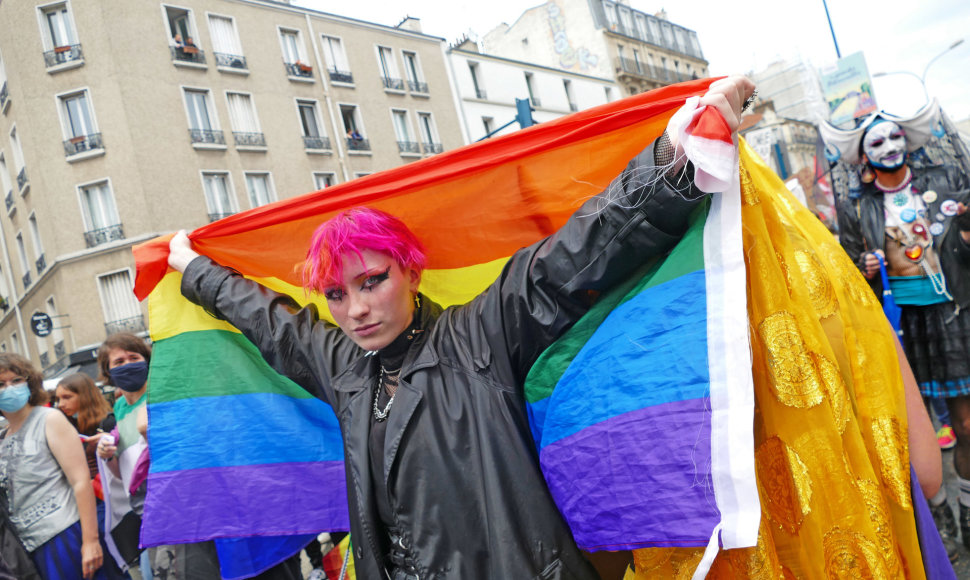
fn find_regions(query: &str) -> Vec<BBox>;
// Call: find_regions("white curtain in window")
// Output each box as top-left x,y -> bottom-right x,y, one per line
419,114 -> 436,144
378,47 -> 399,78
81,182 -> 120,230
185,91 -> 212,130
99,271 -> 141,322
208,15 -> 241,54
46,298 -> 64,344
403,53 -> 420,83
313,173 -> 334,189
9,129 -> 25,170
245,174 -> 274,207
29,216 -> 43,255
298,103 -> 320,137
15,234 -> 28,270
203,173 -> 235,214
227,93 -> 258,133
281,32 -> 300,63
63,93 -> 94,138
321,36 -> 348,71
392,111 -> 410,141
45,6 -> 76,47
0,156 -> 11,193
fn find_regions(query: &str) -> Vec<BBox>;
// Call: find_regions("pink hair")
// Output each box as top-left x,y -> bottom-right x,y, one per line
303,207 -> 428,293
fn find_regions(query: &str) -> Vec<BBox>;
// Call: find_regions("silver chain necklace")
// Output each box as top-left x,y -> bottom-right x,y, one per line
373,366 -> 400,422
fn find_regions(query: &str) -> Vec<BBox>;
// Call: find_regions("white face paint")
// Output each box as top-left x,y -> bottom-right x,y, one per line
863,121 -> 907,170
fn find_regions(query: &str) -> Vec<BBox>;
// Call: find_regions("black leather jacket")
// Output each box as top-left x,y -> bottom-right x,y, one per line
836,165 -> 970,309
181,144 -> 701,579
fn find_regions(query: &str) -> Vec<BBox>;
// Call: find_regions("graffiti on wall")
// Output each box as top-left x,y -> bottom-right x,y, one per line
547,2 -> 598,72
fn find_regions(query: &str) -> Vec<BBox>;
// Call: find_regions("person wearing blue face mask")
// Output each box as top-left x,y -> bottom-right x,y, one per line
0,353 -> 106,579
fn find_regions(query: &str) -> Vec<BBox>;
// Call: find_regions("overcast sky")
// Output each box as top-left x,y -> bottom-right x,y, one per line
295,0 -> 970,121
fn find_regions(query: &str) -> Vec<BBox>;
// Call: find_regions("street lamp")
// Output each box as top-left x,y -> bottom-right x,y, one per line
873,38 -> 965,105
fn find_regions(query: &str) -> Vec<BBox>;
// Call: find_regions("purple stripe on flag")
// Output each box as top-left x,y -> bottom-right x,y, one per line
540,397 -> 718,551
141,461 -> 349,547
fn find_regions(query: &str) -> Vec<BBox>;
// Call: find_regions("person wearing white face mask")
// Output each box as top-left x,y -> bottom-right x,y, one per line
0,353 -> 107,579
825,106 -> 970,563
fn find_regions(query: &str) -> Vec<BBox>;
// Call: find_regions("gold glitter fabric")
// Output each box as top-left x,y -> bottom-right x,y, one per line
626,142 -> 923,579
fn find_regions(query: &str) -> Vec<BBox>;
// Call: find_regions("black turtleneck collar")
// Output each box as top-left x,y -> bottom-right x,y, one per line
377,310 -> 419,373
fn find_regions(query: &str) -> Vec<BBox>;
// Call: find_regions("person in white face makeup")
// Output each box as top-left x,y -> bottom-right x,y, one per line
830,109 -> 970,563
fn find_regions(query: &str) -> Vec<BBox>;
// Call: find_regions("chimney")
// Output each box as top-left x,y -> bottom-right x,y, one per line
397,16 -> 422,33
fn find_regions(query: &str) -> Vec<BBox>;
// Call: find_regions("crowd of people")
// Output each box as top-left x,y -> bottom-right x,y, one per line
0,73 -> 967,579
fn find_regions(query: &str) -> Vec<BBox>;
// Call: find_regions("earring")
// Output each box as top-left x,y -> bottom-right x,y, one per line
414,294 -> 421,309
861,163 -> 875,184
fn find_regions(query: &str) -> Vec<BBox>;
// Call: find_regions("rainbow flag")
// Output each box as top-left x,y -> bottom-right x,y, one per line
133,78 -> 757,575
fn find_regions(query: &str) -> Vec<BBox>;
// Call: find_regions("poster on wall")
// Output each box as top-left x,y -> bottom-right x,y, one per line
819,52 -> 878,127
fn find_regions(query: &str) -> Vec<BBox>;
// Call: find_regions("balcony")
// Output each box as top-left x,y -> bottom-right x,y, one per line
0,82 -> 8,113
215,53 -> 248,72
83,223 -> 125,248
346,138 -> 371,152
22,271 -> 31,289
285,62 -> 314,79
63,133 -> 104,157
233,132 -> 266,148
39,352 -> 49,368
170,46 -> 206,65
474,88 -> 487,100
328,69 -> 353,84
4,191 -> 12,212
208,212 -> 236,223
189,129 -> 226,146
397,141 -> 420,154
422,142 -> 444,155
16,168 -> 27,192
43,44 -> 83,68
54,340 -> 66,358
381,76 -> 405,91
613,57 -> 685,85
35,254 -> 46,275
105,315 -> 146,336
303,136 -> 331,151
408,80 -> 429,94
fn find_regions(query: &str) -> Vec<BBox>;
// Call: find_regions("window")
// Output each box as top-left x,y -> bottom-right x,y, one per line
201,172 -> 237,221
313,172 -> 335,189
297,100 -> 329,150
340,105 -> 369,152
58,90 -> 103,156
39,2 -> 82,67
633,49 -> 642,73
163,5 -> 203,64
280,29 -> 311,78
78,180 -> 123,247
563,80 -> 577,112
524,73 -> 539,107
377,46 -> 403,90
98,270 -> 144,334
8,127 -> 26,193
0,265 -> 9,305
15,232 -> 29,288
0,154 -> 11,199
28,214 -> 45,274
603,2 -> 618,30
226,92 -> 264,148
46,297 -> 65,352
604,87 -> 614,102
468,63 -> 485,99
10,333 -> 18,354
321,36 -> 352,83
0,50 -> 9,112
183,89 -> 223,145
244,172 -> 275,207
418,113 -> 441,154
618,7 -> 633,34
482,116 -> 494,136
635,14 -> 650,41
208,14 -> 246,70
402,51 -> 427,93
392,110 -> 418,155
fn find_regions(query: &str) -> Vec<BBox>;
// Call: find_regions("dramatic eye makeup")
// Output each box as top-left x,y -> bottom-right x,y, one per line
362,267 -> 391,290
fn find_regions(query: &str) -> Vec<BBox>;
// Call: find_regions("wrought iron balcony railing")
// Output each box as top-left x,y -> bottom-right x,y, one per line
328,69 -> 353,84
189,129 -> 226,145
381,76 -> 405,91
170,46 -> 206,65
285,62 -> 313,78
105,315 -> 146,336
22,271 -> 31,289
208,211 -> 236,223
345,138 -> 371,152
4,191 -> 12,212
474,88 -> 487,99
0,82 -> 7,111
408,80 -> 429,94
35,254 -> 46,275
397,141 -> 420,154
303,136 -> 331,150
422,142 -> 444,154
83,223 -> 125,248
44,44 -> 83,67
63,133 -> 103,157
215,53 -> 247,70
16,168 -> 27,191
54,340 -> 66,358
233,132 -> 266,147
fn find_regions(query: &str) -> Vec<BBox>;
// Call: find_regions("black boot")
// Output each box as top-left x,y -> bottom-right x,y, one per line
932,500 -> 960,562
961,502 -> 970,551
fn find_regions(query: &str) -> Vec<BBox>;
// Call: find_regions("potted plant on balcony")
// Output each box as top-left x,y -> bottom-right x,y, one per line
297,61 -> 313,74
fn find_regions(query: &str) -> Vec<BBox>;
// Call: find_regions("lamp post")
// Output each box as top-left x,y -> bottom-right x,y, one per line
873,39 -> 965,105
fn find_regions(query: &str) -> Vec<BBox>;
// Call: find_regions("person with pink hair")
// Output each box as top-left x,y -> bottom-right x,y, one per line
168,78 -> 755,579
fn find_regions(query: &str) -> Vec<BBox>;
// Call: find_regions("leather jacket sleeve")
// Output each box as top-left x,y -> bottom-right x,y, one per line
453,141 -> 706,382
836,196 -> 869,270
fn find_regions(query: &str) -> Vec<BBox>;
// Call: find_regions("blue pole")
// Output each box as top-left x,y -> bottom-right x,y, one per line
821,0 -> 841,59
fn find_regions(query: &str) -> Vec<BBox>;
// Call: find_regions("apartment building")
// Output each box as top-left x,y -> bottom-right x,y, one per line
0,0 -> 462,377
449,39 -> 616,142
481,0 -> 709,97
